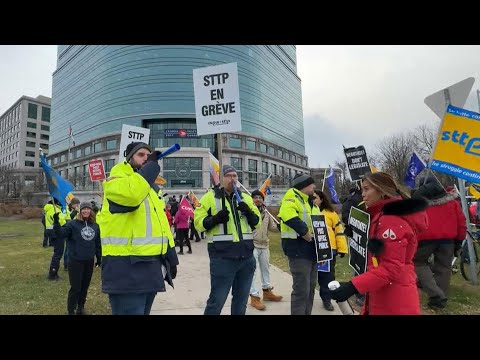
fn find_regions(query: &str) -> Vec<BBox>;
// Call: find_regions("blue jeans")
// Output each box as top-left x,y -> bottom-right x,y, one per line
250,248 -> 271,297
109,292 -> 157,315
204,256 -> 256,315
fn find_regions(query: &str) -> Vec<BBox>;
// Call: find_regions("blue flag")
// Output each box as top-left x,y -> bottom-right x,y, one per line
40,153 -> 75,210
326,166 -> 339,204
404,151 -> 426,188
266,186 -> 272,195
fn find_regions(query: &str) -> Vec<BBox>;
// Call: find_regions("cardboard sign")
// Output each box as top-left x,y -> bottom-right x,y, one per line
311,214 -> 333,262
118,124 -> 151,161
193,62 -> 242,135
88,159 -> 106,182
344,145 -> 371,181
348,207 -> 370,275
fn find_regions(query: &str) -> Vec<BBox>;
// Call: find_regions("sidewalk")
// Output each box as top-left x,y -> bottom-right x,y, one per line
150,240 -> 343,315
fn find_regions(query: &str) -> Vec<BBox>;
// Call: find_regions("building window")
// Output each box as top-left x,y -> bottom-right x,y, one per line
278,149 -> 283,159
83,164 -> 88,188
268,146 -> 275,156
25,161 -> 35,167
162,157 -> 203,188
61,154 -> 66,163
279,166 -> 284,177
27,122 -> 37,129
26,141 -> 36,148
106,139 -> 117,150
40,143 -> 49,150
40,134 -> 49,141
246,139 -> 256,151
292,155 -> 296,163
41,107 -> 50,122
272,164 -> 277,175
262,161 -> 268,174
25,151 -> 35,157
28,103 -> 37,119
105,159 -> 115,176
41,125 -> 50,131
229,136 -> 242,148
94,142 -> 103,153
248,159 -> 258,187
231,157 -> 243,180
27,131 -> 36,139
84,146 -> 91,156
76,149 -> 82,158
260,143 -> 267,153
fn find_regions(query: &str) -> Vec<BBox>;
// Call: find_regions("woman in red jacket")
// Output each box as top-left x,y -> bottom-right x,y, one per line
330,172 -> 428,315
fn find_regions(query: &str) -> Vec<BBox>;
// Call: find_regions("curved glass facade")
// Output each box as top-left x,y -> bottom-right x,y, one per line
50,45 -> 305,155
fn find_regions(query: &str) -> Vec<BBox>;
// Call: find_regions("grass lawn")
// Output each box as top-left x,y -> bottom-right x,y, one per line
268,231 -> 480,315
1,217 -> 479,315
0,218 -> 110,315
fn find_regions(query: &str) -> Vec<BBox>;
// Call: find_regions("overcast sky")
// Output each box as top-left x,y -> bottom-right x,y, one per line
1,45 -> 479,169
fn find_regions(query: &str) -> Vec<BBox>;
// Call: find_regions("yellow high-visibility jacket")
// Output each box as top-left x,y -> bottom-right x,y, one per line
98,161 -> 174,257
194,187 -> 261,258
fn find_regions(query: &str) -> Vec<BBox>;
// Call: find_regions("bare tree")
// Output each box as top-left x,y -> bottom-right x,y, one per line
334,159 -> 356,201
375,132 -> 417,184
412,122 -> 437,159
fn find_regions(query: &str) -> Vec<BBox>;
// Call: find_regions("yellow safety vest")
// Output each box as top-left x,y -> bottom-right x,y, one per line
97,161 -> 174,257
194,188 -> 261,242
279,188 -> 320,239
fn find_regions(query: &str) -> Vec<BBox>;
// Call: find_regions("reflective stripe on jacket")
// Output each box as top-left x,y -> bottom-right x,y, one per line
98,161 -> 174,257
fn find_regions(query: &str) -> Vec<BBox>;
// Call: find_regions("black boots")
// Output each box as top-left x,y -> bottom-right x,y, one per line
48,268 -> 59,281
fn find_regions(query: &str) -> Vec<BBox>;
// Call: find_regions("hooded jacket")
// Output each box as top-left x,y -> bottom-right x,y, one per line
351,196 -> 428,315
413,185 -> 466,243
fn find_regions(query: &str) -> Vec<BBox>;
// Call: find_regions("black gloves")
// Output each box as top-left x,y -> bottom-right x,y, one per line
454,241 -> 463,257
52,212 -> 60,224
147,150 -> 162,163
330,281 -> 358,302
237,201 -> 252,214
344,225 -> 353,238
170,265 -> 177,279
367,238 -> 385,255
213,209 -> 230,225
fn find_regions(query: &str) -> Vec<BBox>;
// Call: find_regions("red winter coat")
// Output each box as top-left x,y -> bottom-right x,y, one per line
417,191 -> 466,242
351,197 -> 428,315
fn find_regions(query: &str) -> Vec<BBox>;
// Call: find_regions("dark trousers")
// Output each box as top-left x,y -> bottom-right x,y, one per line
189,221 -> 201,242
49,237 -> 65,273
109,292 -> 157,315
64,242 -> 69,267
318,256 -> 336,302
42,229 -> 50,247
288,257 -> 317,315
67,258 -> 94,314
204,256 -> 256,315
414,241 -> 454,300
177,228 -> 191,253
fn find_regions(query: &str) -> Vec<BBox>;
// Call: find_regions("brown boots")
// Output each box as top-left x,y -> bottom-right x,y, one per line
250,288 -> 283,311
263,288 -> 283,302
250,295 -> 266,310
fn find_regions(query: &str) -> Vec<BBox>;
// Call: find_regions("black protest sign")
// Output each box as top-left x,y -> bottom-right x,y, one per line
348,207 -> 370,275
311,214 -> 333,262
344,145 -> 371,181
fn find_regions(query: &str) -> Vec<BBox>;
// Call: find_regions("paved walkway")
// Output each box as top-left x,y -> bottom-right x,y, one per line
150,240 -> 343,315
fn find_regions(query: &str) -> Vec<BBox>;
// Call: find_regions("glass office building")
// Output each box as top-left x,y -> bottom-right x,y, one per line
49,45 -> 308,191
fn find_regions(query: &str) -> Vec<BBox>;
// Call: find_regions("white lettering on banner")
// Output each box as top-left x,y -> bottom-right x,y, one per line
348,162 -> 369,170
349,217 -> 368,233
346,150 -> 366,158
349,237 -> 366,257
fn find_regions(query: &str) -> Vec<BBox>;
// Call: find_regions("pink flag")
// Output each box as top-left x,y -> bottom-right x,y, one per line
179,197 -> 194,216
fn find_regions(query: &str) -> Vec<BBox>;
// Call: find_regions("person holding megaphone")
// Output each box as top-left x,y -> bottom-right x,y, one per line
194,165 -> 261,315
97,142 -> 180,315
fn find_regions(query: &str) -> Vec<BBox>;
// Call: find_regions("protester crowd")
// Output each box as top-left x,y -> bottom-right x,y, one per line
40,142 -> 475,316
